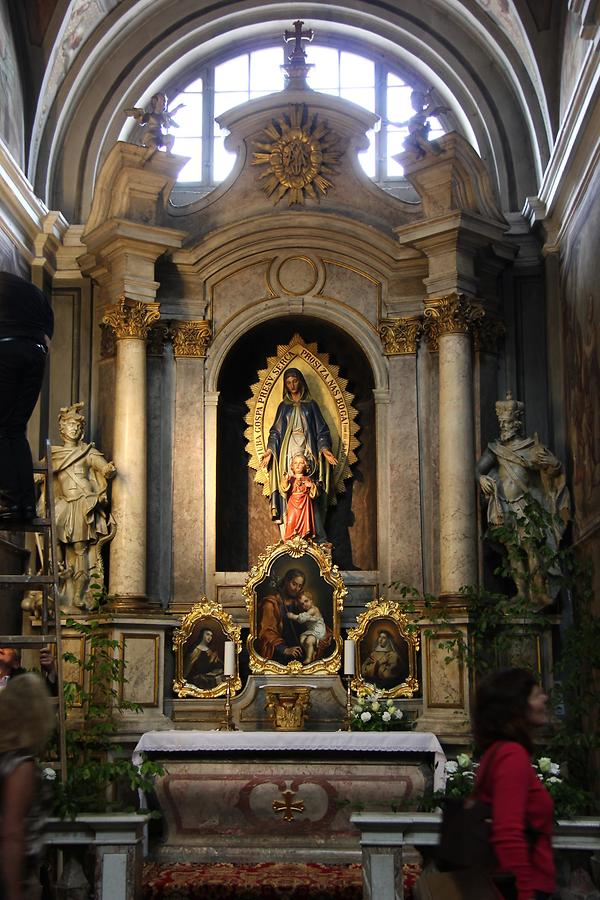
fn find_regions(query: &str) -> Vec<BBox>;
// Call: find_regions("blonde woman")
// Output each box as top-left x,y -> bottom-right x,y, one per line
0,673 -> 55,900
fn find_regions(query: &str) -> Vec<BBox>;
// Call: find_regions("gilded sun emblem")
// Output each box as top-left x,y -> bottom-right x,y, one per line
252,105 -> 343,205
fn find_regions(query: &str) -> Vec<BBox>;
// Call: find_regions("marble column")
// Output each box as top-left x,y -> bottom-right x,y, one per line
102,298 -> 160,608
424,293 -> 482,597
170,320 -> 212,613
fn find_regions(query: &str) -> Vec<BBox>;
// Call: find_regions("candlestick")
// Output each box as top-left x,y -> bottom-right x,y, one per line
343,676 -> 353,731
343,639 -> 355,675
218,676 -> 238,731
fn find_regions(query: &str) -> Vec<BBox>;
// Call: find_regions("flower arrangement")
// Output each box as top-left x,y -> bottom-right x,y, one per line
350,688 -> 412,731
426,752 -> 593,819
442,752 -> 478,798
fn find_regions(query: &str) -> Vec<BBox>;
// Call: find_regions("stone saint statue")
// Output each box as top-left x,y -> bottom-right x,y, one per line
51,402 -> 116,611
260,368 -> 337,545
476,392 -> 570,607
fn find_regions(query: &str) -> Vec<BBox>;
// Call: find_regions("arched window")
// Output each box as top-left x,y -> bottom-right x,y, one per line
141,42 -> 449,197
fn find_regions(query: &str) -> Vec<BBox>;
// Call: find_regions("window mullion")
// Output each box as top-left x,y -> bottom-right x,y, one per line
203,66 -> 215,184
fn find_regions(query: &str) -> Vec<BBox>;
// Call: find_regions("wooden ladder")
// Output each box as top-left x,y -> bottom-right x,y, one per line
0,439 -> 67,782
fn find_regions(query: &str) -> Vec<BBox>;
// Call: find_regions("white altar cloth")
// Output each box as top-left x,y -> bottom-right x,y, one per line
133,730 -> 446,791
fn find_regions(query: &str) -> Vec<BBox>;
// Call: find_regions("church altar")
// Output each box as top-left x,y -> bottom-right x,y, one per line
134,730 -> 445,863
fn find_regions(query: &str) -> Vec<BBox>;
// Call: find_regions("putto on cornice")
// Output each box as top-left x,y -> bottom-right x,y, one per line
252,104 -> 343,206
170,320 -> 212,357
378,316 -> 423,355
102,297 -> 160,340
423,293 -> 484,338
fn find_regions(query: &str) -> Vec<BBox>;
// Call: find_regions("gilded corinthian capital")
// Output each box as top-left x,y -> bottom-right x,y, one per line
423,293 -> 484,339
378,317 -> 423,355
171,320 -> 212,357
102,298 -> 160,340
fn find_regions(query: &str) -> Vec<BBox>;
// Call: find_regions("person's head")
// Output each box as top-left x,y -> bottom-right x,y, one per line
281,568 -> 305,599
283,368 -> 308,400
151,92 -> 167,111
0,673 -> 55,755
199,628 -> 213,645
376,629 -> 393,650
0,646 -> 20,676
291,454 -> 308,475
495,392 -> 524,443
58,402 -> 85,443
299,590 -> 316,611
472,667 -> 547,754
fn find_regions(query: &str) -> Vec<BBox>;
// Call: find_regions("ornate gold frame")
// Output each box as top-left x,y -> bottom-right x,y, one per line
244,333 -> 359,507
173,597 -> 242,699
243,536 -> 346,675
348,598 -> 420,698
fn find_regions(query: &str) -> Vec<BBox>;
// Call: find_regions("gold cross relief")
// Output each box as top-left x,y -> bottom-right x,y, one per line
272,787 -> 305,822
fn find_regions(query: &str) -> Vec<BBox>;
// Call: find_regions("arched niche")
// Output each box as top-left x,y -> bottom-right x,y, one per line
216,315 -> 376,573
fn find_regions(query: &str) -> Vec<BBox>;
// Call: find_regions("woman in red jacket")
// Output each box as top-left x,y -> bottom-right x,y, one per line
473,667 -> 556,900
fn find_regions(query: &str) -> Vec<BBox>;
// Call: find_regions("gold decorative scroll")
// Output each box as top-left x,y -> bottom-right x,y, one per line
378,316 -> 423,355
244,333 -> 359,504
171,320 -> 212,358
423,292 -> 484,336
102,297 -> 160,340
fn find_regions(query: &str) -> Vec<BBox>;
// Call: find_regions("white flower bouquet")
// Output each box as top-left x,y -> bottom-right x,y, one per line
350,687 -> 412,731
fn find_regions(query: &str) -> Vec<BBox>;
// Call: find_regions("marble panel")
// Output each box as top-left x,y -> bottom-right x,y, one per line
322,261 -> 380,324
152,758 -> 430,861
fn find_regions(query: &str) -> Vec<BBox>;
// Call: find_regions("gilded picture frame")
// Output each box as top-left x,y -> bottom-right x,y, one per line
348,598 -> 420,698
243,536 -> 346,675
173,598 -> 242,699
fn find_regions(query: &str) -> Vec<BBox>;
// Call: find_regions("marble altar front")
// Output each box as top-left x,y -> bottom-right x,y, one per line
134,731 -> 445,863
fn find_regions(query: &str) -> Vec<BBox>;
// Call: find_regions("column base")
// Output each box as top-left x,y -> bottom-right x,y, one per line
107,593 -> 161,613
415,710 -> 472,742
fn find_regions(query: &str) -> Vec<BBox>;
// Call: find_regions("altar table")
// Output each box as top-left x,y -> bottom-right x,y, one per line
134,730 -> 446,864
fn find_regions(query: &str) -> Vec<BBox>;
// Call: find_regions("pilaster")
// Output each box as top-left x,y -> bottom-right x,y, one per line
170,321 -> 213,613
378,317 -> 424,592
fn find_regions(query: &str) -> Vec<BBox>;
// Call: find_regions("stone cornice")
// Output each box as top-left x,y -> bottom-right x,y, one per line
171,320 -> 212,357
378,316 -> 423,355
102,297 -> 160,340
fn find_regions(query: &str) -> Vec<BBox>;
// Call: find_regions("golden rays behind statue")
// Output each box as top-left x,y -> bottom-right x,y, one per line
252,105 -> 343,205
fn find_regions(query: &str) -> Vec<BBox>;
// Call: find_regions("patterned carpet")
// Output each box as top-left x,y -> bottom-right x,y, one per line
142,861 -> 421,899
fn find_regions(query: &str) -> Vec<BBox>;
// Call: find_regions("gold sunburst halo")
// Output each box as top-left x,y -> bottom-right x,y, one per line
252,105 -> 343,205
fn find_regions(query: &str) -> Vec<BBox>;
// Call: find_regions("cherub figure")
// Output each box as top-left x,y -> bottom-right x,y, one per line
280,453 -> 318,541
124,91 -> 183,156
286,590 -> 326,664
400,88 -> 450,159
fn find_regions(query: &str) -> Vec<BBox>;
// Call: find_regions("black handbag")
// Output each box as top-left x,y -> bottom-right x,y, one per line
434,745 -> 518,900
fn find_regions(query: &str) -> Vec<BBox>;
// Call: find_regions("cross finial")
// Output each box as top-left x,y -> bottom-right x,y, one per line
282,20 -> 314,90
284,20 -> 314,60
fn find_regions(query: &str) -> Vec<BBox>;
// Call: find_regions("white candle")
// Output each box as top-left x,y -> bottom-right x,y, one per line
343,639 -> 355,675
224,642 -> 236,677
